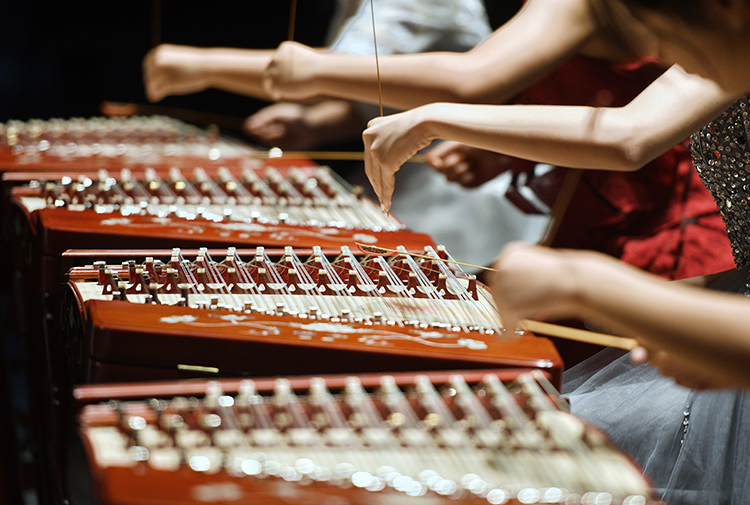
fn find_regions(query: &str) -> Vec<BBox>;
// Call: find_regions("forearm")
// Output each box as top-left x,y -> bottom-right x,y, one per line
295,0 -> 594,109
305,51 -> 562,110
421,103 -> 635,170
303,52 -> 481,109
414,70 -> 737,171
569,256 -> 750,387
199,48 -> 275,99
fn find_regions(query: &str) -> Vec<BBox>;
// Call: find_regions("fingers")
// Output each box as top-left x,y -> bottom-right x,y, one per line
648,350 -> 713,389
362,118 -> 394,213
144,76 -> 167,103
363,138 -> 384,211
426,142 -> 506,188
487,258 -> 520,335
244,109 -> 278,135
426,142 -> 463,169
362,109 -> 432,213
142,44 -> 180,102
254,123 -> 287,143
430,151 -> 467,180
427,146 -> 477,186
142,44 -> 203,102
426,153 -> 473,184
632,345 -> 727,389
446,159 -> 472,184
364,146 -> 394,214
363,153 -> 395,215
496,298 -> 521,337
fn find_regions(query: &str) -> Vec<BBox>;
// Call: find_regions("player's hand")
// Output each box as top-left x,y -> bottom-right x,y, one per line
489,242 -> 583,332
143,44 -> 209,102
363,107 -> 434,213
426,141 -> 513,187
263,41 -> 322,102
243,103 -> 319,150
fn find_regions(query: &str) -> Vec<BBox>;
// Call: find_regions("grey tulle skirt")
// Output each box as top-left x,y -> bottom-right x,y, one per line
563,344 -> 750,504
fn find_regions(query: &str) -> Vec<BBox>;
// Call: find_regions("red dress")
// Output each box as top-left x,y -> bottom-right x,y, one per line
510,55 -> 734,279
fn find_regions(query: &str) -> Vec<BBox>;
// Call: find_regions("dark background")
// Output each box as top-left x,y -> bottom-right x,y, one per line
0,1 -> 337,126
0,0 -> 521,127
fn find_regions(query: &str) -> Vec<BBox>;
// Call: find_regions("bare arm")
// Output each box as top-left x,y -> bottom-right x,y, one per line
265,0 -> 600,109
491,243 -> 750,389
143,44 -> 275,102
362,66 -> 738,211
243,100 -> 367,150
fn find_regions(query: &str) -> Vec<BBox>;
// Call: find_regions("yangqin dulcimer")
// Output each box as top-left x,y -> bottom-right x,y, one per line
73,370 -> 659,505
62,244 -> 562,385
2,116 -> 433,375
1,115 -> 264,173
6,162 -> 432,253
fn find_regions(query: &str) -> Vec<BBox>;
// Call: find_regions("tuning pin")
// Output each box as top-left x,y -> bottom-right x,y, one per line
147,283 -> 160,304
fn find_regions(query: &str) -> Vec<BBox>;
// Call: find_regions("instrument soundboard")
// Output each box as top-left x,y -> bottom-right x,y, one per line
74,371 -> 658,505
7,163 -> 432,255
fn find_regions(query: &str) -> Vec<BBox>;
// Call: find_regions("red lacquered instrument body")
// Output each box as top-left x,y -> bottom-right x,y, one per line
63,247 -> 562,386
79,299 -> 561,383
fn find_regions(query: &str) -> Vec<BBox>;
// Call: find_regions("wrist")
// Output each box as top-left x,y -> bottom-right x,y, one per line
554,252 -> 595,316
305,53 -> 337,99
565,251 -> 638,322
192,48 -> 217,88
414,103 -> 443,145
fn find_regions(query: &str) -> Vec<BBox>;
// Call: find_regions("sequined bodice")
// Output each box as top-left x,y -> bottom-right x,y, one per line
690,98 -> 750,268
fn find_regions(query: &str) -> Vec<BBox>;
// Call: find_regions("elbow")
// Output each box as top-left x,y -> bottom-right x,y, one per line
596,120 -> 661,172
435,59 -> 517,104
450,77 -> 522,105
432,80 -> 489,105
610,142 -> 653,172
450,81 -> 499,104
